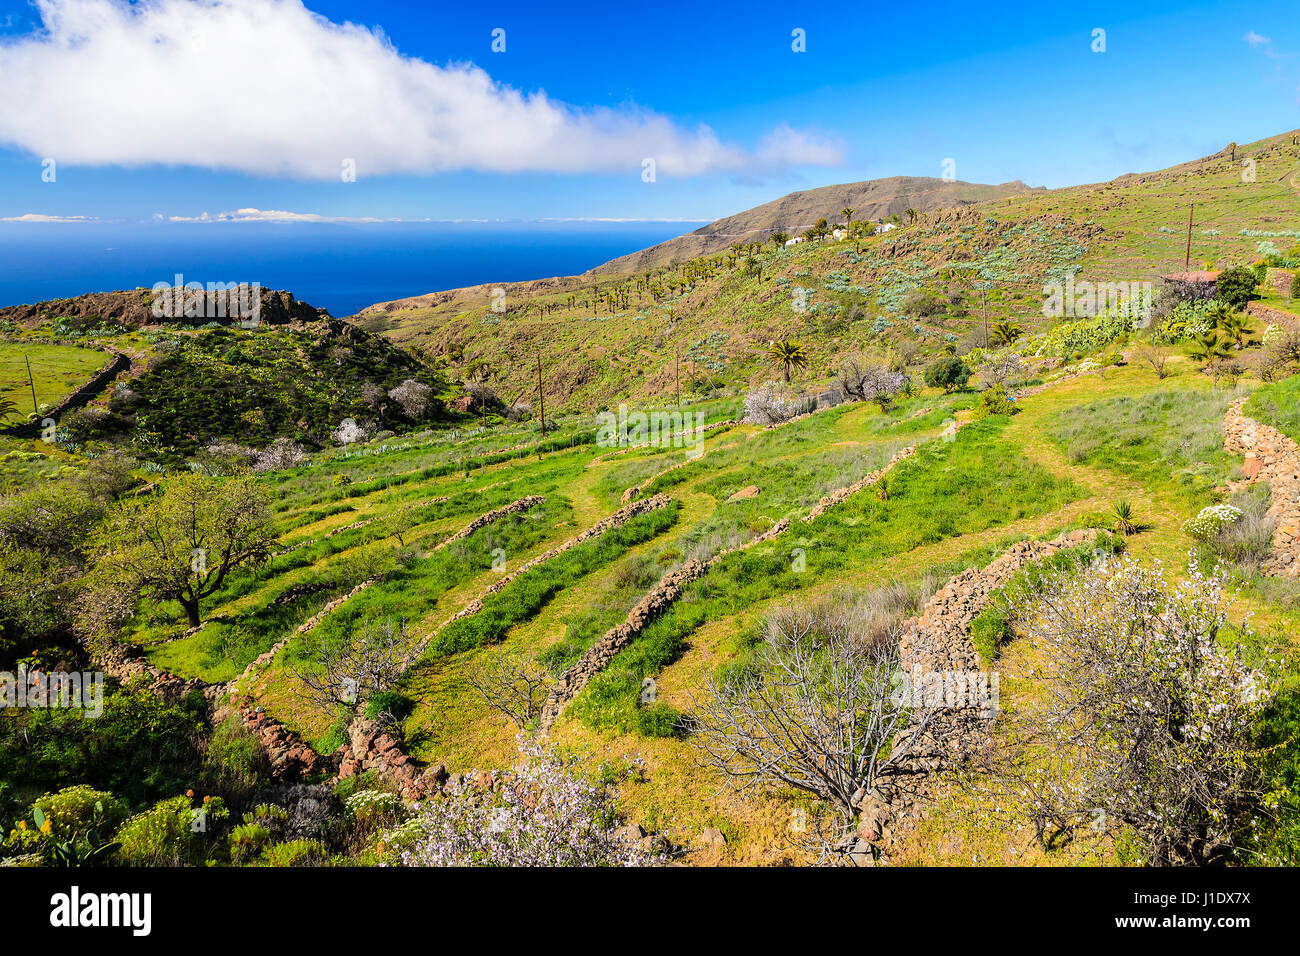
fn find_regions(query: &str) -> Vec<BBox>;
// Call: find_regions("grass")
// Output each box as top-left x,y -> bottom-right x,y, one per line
0,341 -> 109,419
1046,386 -> 1241,507
568,416 -> 1082,736
1245,373 -> 1300,445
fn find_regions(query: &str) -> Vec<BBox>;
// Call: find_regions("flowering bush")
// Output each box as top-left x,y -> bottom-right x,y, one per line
999,554 -> 1275,865
1184,504 -> 1243,541
743,381 -> 808,425
393,739 -> 661,867
252,438 -> 308,472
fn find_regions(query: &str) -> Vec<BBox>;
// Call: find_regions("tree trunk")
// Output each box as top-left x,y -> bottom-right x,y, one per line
783,364 -> 791,383
181,597 -> 201,628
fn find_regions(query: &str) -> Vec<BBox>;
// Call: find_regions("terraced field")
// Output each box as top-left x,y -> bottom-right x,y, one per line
105,345 -> 1299,864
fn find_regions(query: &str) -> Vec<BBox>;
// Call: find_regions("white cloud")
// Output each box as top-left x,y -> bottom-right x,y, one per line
0,212 -> 96,222
1243,30 -> 1272,48
166,207 -> 383,222
0,0 -> 844,180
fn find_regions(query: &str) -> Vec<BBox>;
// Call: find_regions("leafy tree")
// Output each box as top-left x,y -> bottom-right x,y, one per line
766,340 -> 808,383
769,230 -> 789,247
1213,266 -> 1259,309
924,356 -> 970,392
92,473 -> 275,628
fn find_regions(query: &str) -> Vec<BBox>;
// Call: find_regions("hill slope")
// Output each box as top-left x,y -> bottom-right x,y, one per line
590,176 -> 1043,274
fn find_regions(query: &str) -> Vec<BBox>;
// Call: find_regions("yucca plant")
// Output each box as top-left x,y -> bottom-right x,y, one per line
1111,500 -> 1137,535
876,475 -> 890,501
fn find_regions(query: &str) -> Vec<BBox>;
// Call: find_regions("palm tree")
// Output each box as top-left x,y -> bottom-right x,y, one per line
767,340 -> 808,383
1206,301 -> 1235,328
0,398 -> 16,424
769,231 -> 789,248
841,207 -> 854,225
1190,331 -> 1230,365
904,207 -> 918,224
991,320 -> 1023,347
1220,311 -> 1253,349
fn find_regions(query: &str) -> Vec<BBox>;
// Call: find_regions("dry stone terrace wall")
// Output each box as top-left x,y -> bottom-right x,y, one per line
1224,398 -> 1300,576
88,639 -> 330,782
856,528 -> 1099,862
433,494 -> 543,550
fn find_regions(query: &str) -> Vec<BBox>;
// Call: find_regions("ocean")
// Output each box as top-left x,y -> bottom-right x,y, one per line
0,220 -> 704,318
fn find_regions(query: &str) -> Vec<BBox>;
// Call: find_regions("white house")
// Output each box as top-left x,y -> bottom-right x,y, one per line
784,236 -> 805,247
874,222 -> 897,235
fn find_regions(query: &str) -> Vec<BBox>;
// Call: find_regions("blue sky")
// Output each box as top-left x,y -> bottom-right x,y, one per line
0,0 -> 1295,224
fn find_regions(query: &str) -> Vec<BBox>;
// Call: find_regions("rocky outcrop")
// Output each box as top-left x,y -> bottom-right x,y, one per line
1223,398 -> 1300,576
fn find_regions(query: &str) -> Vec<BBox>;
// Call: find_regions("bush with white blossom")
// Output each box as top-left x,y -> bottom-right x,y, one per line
391,739 -> 662,867
1184,503 -> 1243,541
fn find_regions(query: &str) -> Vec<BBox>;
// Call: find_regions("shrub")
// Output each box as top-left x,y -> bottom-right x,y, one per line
924,357 -> 970,393
1214,266 -> 1259,309
1184,503 -> 1243,541
394,739 -> 660,867
28,786 -> 128,841
973,383 -> 1018,419
115,795 -> 228,866
258,838 -> 327,866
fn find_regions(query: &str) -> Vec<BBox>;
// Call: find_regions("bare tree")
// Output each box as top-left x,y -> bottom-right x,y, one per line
294,617 -> 415,714
686,603 -> 932,843
1133,342 -> 1172,379
463,650 -> 553,728
838,357 -> 905,410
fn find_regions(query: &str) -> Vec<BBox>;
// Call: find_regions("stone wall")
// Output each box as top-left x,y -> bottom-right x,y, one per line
433,494 -> 544,550
1223,398 -> 1300,576
855,528 -> 1099,862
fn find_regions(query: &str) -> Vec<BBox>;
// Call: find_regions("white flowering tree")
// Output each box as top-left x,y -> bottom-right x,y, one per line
393,739 -> 661,866
743,381 -> 807,425
838,358 -> 906,410
994,555 -> 1274,865
332,417 -> 368,447
387,379 -> 433,420
978,352 -> 1027,391
252,437 -> 308,472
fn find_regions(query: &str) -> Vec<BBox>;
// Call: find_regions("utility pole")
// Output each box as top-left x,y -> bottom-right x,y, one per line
24,355 -> 37,413
1184,203 -> 1194,270
675,346 -> 680,406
